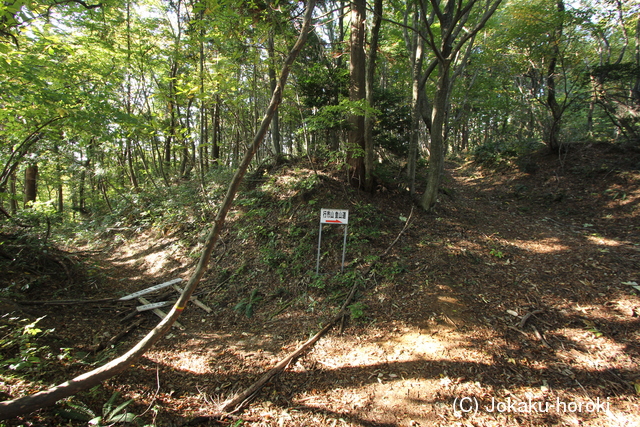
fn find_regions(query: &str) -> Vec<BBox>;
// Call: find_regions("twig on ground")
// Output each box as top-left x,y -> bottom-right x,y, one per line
519,309 -> 543,329
531,325 -> 551,348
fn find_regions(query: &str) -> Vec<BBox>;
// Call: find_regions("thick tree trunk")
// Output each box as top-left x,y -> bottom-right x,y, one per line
0,0 -> 316,419
421,62 -> 450,211
347,0 -> 366,188
23,164 -> 38,207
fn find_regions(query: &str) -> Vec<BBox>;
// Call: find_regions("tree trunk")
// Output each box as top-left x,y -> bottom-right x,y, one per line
211,96 -> 221,165
347,0 -> 366,188
545,0 -> 564,152
633,15 -> 640,114
0,2 -> 316,417
198,7 -> 208,183
364,0 -> 382,193
421,61 -> 450,211
417,0 -> 502,211
23,164 -> 38,207
268,34 -> 282,159
9,171 -> 17,215
408,32 -> 424,194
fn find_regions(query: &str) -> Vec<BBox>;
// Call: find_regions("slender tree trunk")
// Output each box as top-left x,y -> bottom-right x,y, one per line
9,171 -> 17,215
211,96 -> 221,165
633,15 -> 640,106
126,140 -> 138,190
364,0 -> 382,193
125,0 -> 138,191
199,7 -> 208,183
545,0 -> 564,152
0,0 -> 316,419
57,183 -> 63,213
268,34 -> 282,159
408,33 -> 424,194
165,60 -> 179,179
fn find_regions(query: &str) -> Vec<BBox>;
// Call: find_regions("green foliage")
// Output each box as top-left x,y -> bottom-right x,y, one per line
297,63 -> 348,109
13,200 -> 62,229
489,248 -> 505,258
589,62 -> 639,85
373,87 -> 412,156
306,99 -> 379,133
347,301 -> 368,321
0,315 -> 52,373
59,392 -> 136,425
472,138 -> 543,167
234,289 -> 263,318
378,260 -> 408,280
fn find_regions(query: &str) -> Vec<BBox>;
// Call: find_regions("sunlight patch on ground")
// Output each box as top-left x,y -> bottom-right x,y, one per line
585,234 -> 624,247
553,327 -> 637,374
146,349 -> 214,374
140,251 -> 173,275
510,238 -> 570,254
312,325 -> 483,371
314,332 -> 447,368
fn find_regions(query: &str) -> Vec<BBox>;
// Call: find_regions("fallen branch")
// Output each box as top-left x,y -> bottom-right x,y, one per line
0,1 -> 316,419
19,297 -> 119,305
380,206 -> 414,259
0,206 -> 11,220
89,319 -> 144,354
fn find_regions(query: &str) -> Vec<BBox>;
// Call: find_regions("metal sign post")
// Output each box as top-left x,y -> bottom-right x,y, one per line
316,208 -> 349,274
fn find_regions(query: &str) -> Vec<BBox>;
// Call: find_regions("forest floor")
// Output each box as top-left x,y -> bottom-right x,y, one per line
1,142 -> 640,427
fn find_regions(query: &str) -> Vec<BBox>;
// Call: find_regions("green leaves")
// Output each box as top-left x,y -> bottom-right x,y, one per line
59,392 -> 136,425
0,315 -> 51,373
234,289 -> 263,318
306,99 -> 380,132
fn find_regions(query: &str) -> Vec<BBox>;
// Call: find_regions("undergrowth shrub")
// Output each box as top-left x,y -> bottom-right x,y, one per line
0,315 -> 53,375
472,138 -> 543,168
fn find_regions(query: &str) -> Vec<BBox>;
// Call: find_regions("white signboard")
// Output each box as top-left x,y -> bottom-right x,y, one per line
320,208 -> 349,224
317,209 -> 349,274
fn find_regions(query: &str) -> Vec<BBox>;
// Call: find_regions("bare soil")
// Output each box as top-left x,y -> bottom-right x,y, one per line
1,143 -> 639,426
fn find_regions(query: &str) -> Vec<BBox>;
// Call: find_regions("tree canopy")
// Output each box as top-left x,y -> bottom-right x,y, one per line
1,0 -> 638,218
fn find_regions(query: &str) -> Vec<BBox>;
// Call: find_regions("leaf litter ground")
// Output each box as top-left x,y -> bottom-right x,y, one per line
1,143 -> 639,426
